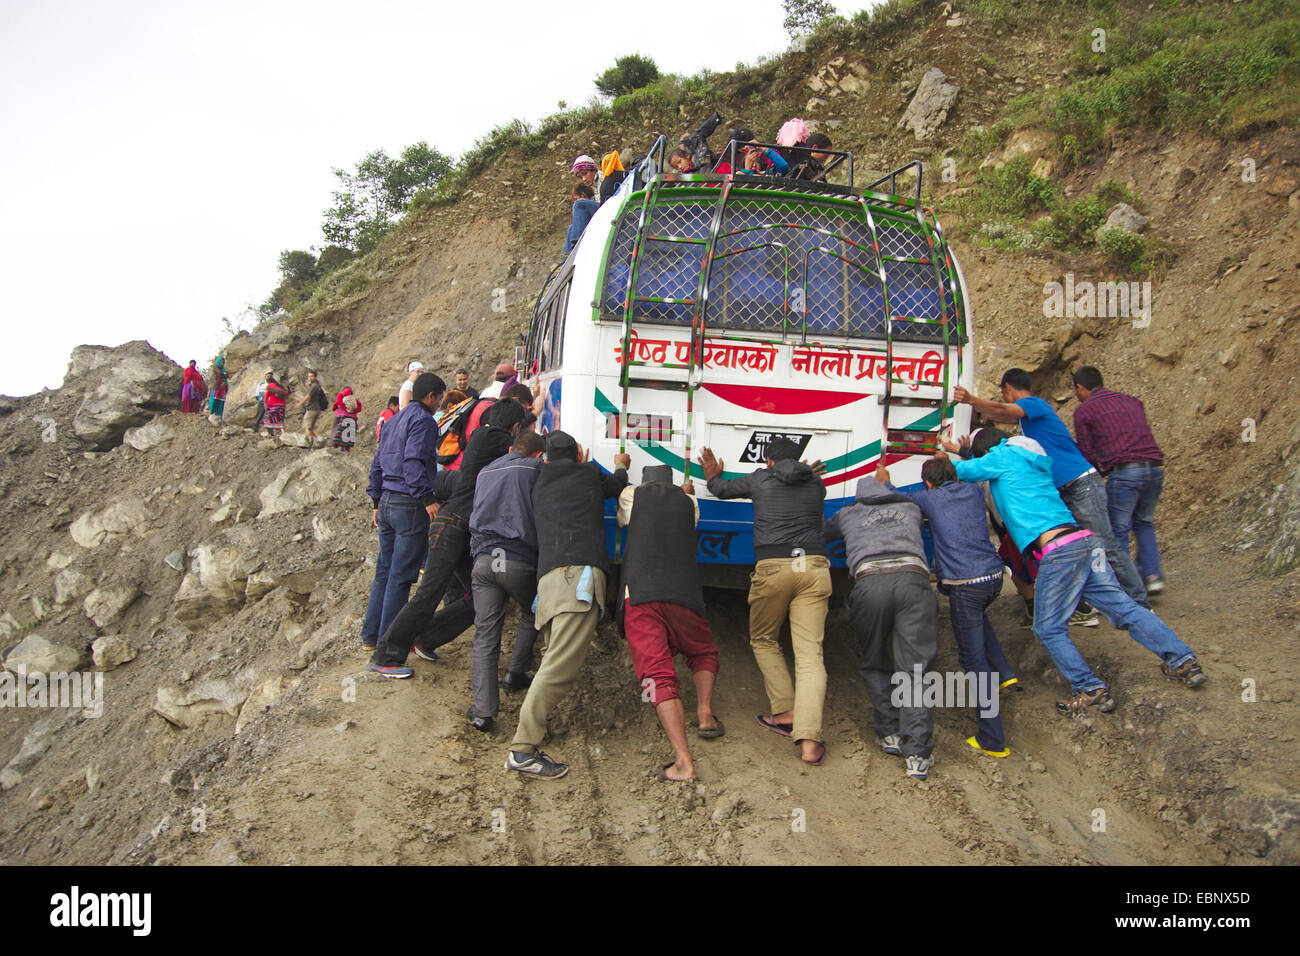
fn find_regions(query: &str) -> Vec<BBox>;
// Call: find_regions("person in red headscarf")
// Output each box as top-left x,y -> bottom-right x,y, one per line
330,386 -> 363,452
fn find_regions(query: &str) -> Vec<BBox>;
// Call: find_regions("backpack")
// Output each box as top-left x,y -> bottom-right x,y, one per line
436,396 -> 490,465
315,387 -> 328,411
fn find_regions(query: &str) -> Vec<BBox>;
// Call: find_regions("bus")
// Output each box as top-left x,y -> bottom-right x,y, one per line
524,136 -> 974,587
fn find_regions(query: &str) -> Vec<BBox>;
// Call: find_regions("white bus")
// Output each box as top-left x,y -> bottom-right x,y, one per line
524,137 -> 974,586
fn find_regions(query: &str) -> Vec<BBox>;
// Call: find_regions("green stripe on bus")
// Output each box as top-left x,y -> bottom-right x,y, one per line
592,387 -> 941,480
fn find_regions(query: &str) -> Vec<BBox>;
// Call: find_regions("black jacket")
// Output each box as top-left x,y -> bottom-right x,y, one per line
443,424 -> 514,520
707,459 -> 826,560
623,482 -> 705,615
533,460 -> 628,578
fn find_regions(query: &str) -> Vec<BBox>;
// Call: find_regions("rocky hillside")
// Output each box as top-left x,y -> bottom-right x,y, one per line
2,0 -> 1297,865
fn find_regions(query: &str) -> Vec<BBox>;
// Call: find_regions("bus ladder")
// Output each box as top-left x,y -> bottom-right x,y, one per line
859,197 -> 954,459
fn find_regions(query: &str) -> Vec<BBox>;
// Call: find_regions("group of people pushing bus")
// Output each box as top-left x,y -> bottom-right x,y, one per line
361,358 -> 1201,783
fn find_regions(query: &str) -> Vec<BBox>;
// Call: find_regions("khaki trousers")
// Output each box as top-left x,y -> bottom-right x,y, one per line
510,567 -> 605,753
747,555 -> 831,742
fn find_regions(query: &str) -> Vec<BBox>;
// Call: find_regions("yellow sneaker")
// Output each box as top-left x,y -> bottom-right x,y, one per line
966,736 -> 1010,758
999,677 -> 1019,690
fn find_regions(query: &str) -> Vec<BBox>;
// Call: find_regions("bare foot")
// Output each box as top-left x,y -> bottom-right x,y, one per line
655,761 -> 695,782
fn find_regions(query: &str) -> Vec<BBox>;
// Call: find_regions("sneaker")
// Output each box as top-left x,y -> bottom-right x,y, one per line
1068,608 -> 1101,627
1161,658 -> 1207,688
412,644 -> 439,663
1019,610 -> 1034,630
905,755 -> 934,780
361,643 -> 377,654
466,708 -> 494,733
878,734 -> 903,756
1056,686 -> 1116,715
366,661 -> 413,679
966,736 -> 1011,758
502,671 -> 533,692
999,676 -> 1022,692
506,749 -> 568,779
1144,574 -> 1166,595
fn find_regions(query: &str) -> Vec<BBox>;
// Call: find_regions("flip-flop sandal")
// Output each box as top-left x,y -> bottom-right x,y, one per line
653,762 -> 695,783
697,717 -> 726,739
801,741 -> 828,766
756,714 -> 793,737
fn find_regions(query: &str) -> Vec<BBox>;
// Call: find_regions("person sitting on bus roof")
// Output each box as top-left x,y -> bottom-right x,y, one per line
572,154 -> 598,190
598,150 -> 625,203
680,110 -> 722,170
564,182 -> 601,254
667,147 -> 695,173
725,127 -> 789,176
790,132 -> 834,182
697,439 -> 831,767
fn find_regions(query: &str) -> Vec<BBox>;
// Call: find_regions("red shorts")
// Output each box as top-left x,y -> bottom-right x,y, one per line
623,600 -> 718,705
998,531 -> 1038,583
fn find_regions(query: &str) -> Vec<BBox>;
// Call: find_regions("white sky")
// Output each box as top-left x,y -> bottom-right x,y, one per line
0,0 -> 876,396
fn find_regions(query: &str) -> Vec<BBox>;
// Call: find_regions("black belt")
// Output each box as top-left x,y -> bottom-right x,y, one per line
1111,461 -> 1161,471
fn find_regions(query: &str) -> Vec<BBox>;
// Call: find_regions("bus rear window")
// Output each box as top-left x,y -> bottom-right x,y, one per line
600,194 -> 963,344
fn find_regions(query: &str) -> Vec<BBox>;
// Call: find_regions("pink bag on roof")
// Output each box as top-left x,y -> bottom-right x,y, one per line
777,118 -> 809,148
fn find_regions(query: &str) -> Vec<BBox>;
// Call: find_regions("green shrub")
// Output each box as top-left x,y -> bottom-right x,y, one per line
595,54 -> 660,98
956,156 -> 1057,220
1095,225 -> 1145,271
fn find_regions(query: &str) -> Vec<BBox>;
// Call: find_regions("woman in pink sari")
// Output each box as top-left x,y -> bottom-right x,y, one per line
181,360 -> 205,413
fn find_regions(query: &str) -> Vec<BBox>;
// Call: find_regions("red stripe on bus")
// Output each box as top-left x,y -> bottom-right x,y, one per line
701,383 -> 870,414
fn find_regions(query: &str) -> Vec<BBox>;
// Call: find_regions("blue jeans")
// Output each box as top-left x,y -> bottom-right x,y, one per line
361,493 -> 430,646
946,576 -> 1011,751
1060,470 -> 1149,606
1033,534 -> 1194,692
1107,465 -> 1164,581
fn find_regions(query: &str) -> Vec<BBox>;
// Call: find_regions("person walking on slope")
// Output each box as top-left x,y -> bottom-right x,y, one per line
181,360 -> 205,414
295,370 -> 327,444
949,429 -> 1206,715
261,372 -> 289,439
617,465 -> 722,783
330,386 -> 362,452
697,438 -> 831,766
361,373 -> 445,653
208,356 -> 228,421
824,475 -> 938,780
505,433 -> 629,779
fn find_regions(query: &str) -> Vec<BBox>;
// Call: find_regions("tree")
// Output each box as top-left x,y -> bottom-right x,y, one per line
320,141 -> 453,254
594,54 -> 660,98
782,0 -> 836,39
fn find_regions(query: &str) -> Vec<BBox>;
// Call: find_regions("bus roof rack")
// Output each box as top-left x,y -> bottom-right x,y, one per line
866,160 -> 924,201
714,139 -> 853,187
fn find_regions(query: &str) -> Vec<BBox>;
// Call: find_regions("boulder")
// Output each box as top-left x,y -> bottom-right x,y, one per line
92,635 -> 137,670
172,545 -> 265,624
258,448 -> 366,517
83,584 -> 141,628
69,499 -> 154,549
153,680 -> 248,728
67,341 -> 181,449
1102,202 -> 1148,234
3,635 -> 87,676
46,551 -> 75,571
123,419 -> 175,451
279,431 -> 312,448
899,67 -> 960,140
54,568 -> 92,606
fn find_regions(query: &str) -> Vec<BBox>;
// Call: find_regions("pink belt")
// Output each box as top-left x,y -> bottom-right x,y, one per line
1033,529 -> 1093,561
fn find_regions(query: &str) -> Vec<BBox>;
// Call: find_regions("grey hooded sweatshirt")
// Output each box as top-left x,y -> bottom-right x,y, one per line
823,478 -> 926,573
707,458 -> 826,560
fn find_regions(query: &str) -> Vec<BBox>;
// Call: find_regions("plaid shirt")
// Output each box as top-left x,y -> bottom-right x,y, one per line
1073,388 -> 1163,474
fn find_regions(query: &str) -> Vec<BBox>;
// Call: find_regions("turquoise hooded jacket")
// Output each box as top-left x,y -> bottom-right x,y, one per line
953,437 -> 1075,553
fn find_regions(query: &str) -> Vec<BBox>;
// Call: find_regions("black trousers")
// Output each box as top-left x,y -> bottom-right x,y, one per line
372,512 -> 470,666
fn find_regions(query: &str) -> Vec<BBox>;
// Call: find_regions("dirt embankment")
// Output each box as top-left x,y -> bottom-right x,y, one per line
3,3 -> 1299,865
